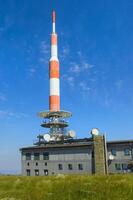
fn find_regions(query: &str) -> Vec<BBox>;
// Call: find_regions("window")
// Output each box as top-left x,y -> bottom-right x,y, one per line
36,162 -> 38,166
78,164 -> 83,170
115,163 -> 121,170
43,152 -> 49,160
124,148 -> 130,156
44,170 -> 48,176
58,164 -> 63,170
26,153 -> 31,160
68,164 -> 73,170
111,149 -> 116,156
34,153 -> 40,160
122,163 -> 127,170
26,169 -> 30,176
35,169 -> 39,176
45,162 -> 47,166
27,162 -> 29,166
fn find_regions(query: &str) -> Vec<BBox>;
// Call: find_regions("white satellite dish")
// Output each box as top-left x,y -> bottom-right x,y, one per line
109,154 -> 114,160
91,128 -> 99,136
43,134 -> 50,142
68,130 -> 76,138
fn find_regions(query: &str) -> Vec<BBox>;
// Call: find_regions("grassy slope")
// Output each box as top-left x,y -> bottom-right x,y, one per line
0,175 -> 133,200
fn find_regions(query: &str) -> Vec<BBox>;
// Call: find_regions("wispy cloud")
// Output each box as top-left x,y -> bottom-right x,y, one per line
62,75 -> 75,87
69,61 -> 94,75
0,93 -> 7,101
28,67 -> 36,77
79,81 -> 90,93
60,45 -> 70,60
40,40 -> 49,54
115,80 -> 123,91
0,110 -> 29,119
39,40 -> 49,65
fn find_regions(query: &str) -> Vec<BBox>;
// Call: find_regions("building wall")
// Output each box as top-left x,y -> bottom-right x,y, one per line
21,140 -> 133,176
21,146 -> 92,176
107,142 -> 133,173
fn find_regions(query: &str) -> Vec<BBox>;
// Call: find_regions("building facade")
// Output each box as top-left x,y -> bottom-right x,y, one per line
20,136 -> 133,176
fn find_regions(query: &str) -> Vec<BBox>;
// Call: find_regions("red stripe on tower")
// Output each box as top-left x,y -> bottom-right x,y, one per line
49,11 -> 60,111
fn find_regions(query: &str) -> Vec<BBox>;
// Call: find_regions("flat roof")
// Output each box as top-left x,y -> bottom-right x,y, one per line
20,138 -> 133,151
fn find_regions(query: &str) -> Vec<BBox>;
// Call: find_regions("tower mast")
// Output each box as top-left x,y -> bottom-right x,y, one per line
38,11 -> 72,142
49,11 -> 60,111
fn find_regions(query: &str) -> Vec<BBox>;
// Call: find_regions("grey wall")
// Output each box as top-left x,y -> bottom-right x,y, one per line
21,146 -> 92,176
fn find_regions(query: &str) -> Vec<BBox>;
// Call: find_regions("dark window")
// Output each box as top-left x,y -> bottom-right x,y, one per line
45,162 -> 47,166
44,170 -> 48,176
35,169 -> 39,176
111,149 -> 116,156
27,162 -> 29,166
36,162 -> 38,166
43,152 -> 49,160
58,164 -> 63,170
78,164 -> 83,170
26,169 -> 30,176
124,148 -> 130,156
115,163 -> 121,170
26,153 -> 31,160
68,164 -> 73,170
34,153 -> 40,160
122,163 -> 127,170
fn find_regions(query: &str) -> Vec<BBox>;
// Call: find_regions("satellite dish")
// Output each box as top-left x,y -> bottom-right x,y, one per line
68,130 -> 76,138
43,134 -> 50,142
109,155 -> 114,160
91,128 -> 99,136
50,136 -> 55,141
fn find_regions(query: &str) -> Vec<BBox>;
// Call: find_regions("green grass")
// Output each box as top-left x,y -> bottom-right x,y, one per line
0,175 -> 133,200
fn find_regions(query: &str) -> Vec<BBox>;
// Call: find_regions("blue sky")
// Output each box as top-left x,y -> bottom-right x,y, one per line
0,0 -> 133,173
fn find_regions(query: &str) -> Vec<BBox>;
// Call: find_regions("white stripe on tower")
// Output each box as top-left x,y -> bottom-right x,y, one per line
49,11 -> 60,111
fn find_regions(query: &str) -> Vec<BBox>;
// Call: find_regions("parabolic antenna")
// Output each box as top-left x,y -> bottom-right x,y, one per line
68,130 -> 76,138
91,128 -> 99,136
109,154 -> 114,160
43,134 -> 50,142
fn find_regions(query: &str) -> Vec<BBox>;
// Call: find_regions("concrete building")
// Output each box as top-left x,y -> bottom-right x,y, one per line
20,136 -> 133,176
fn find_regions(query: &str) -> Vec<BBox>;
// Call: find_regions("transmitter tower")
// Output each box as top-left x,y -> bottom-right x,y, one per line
38,11 -> 72,142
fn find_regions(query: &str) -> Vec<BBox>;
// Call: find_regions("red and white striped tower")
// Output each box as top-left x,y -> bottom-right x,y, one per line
49,11 -> 60,111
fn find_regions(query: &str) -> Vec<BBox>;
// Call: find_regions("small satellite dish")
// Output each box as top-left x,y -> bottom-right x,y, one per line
50,136 -> 55,141
109,155 -> 114,160
91,128 -> 99,136
43,134 -> 50,142
68,130 -> 76,138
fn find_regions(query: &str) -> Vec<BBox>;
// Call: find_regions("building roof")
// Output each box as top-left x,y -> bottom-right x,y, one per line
20,138 -> 133,151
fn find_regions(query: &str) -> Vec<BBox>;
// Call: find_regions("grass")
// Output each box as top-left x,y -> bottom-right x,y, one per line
0,174 -> 133,200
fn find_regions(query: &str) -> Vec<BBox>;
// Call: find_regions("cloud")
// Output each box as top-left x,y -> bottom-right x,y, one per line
40,40 -> 49,54
62,75 -> 75,87
79,82 -> 90,93
39,40 -> 49,65
69,61 -> 94,75
70,63 -> 80,74
0,93 -> 7,101
115,80 -> 123,91
60,45 -> 70,60
0,110 -> 29,119
28,67 -> 36,77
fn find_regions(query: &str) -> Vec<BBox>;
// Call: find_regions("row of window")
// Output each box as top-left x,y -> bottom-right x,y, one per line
26,152 -> 49,160
58,163 -> 83,170
115,163 -> 128,170
26,163 -> 83,176
111,148 -> 130,156
27,169 -> 48,176
27,162 -> 47,166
